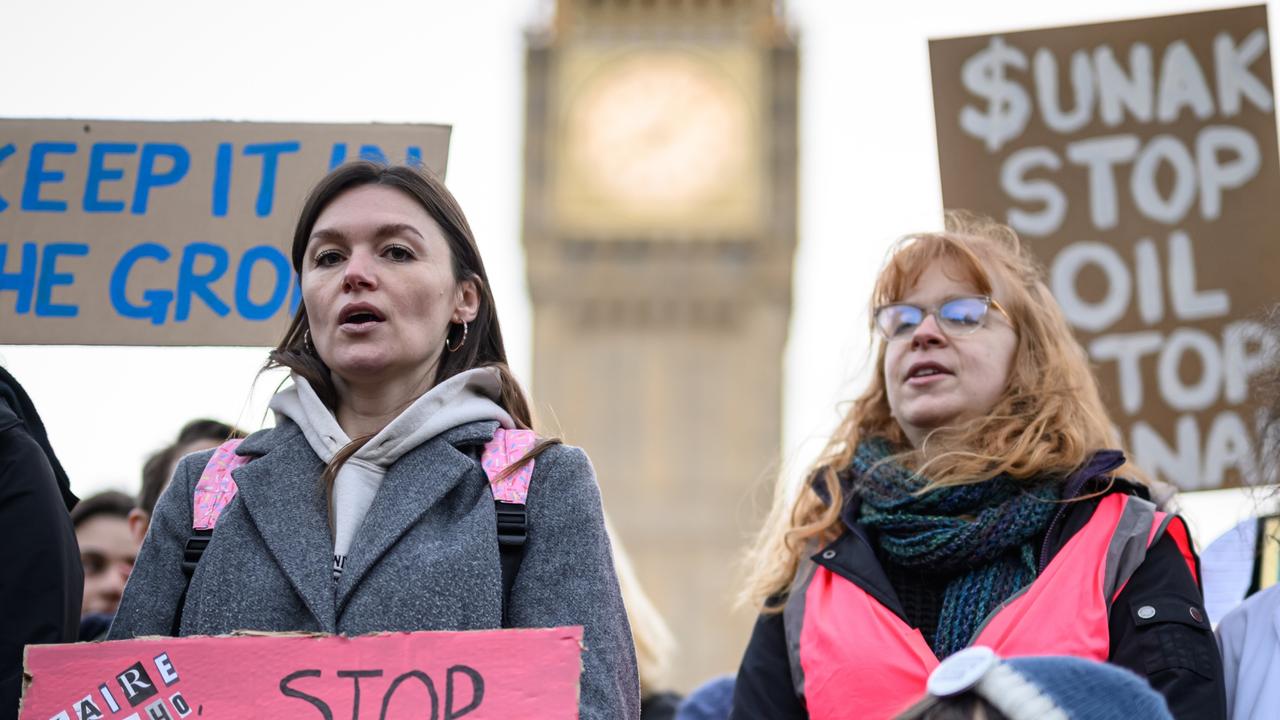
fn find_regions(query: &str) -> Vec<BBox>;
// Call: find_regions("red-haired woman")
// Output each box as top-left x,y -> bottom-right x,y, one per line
731,213 -> 1224,719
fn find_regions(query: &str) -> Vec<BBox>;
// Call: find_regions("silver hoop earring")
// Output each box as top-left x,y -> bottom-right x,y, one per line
303,328 -> 315,354
445,320 -> 468,352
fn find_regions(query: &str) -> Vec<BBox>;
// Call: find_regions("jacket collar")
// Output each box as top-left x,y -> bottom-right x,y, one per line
1060,450 -> 1127,501
815,493 -> 910,624
232,419 -> 501,626
333,420 -> 498,611
1037,450 -> 1127,572
230,421 -> 337,630
813,531 -> 909,625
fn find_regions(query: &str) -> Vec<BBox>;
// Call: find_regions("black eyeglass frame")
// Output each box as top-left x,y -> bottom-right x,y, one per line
872,295 -> 1011,341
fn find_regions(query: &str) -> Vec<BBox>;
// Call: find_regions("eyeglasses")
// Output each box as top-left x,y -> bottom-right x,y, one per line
872,295 -> 1009,341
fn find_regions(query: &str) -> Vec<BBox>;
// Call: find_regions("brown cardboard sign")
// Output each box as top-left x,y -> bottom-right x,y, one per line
0,119 -> 450,346
930,6 -> 1280,489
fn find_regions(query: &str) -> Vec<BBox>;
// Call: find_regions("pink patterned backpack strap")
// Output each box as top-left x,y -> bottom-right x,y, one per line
174,439 -> 249,635
481,428 -> 537,504
192,439 -> 249,530
482,428 -> 538,626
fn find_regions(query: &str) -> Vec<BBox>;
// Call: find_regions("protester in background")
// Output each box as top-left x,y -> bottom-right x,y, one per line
0,367 -> 81,720
129,418 -> 245,545
732,213 -> 1224,719
607,515 -> 681,719
110,162 -> 639,718
893,649 -> 1173,720
676,675 -> 734,720
1215,305 -> 1280,720
72,490 -> 139,639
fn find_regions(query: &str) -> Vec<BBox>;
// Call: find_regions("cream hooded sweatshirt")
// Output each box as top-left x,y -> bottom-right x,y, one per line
269,367 -> 513,578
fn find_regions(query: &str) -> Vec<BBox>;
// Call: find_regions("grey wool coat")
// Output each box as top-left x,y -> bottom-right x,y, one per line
110,419 -> 640,719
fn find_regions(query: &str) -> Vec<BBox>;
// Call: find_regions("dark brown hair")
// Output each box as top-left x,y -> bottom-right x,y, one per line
265,162 -> 556,488
71,490 -> 137,528
139,419 -> 246,515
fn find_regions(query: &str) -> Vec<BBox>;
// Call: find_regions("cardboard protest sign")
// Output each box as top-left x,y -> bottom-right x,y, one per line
930,6 -> 1280,489
20,627 -> 583,719
0,119 -> 450,346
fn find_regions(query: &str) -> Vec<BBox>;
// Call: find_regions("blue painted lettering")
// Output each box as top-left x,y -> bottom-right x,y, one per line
83,143 -> 138,213
329,143 -> 422,169
243,142 -> 300,217
0,144 -> 14,212
329,143 -> 347,170
21,142 -> 77,212
175,242 -> 230,321
35,243 -> 88,317
0,243 -> 38,313
212,142 -> 233,217
110,243 -> 174,325
235,245 -> 292,321
131,143 -> 191,214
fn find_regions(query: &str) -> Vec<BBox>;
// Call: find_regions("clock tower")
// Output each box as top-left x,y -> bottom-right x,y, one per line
522,0 -> 797,686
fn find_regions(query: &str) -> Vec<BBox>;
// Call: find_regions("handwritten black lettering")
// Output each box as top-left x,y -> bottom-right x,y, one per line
279,670 -> 334,720
444,665 -> 484,719
337,670 -> 384,720
379,671 -> 439,720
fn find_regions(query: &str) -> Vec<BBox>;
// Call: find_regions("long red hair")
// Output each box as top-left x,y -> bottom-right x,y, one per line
742,212 -> 1140,610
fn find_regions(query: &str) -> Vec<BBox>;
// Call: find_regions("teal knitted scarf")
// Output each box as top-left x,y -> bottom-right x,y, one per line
852,437 -> 1059,658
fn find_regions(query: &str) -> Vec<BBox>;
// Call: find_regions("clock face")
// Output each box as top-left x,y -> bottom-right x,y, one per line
564,52 -> 750,210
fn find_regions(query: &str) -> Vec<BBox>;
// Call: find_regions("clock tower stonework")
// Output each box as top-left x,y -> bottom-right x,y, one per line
522,0 -> 797,686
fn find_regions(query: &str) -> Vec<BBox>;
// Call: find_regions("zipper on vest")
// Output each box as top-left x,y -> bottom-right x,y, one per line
1038,454 -> 1125,572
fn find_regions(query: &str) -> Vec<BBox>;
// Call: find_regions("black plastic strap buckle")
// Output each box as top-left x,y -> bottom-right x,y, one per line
181,528 -> 214,577
495,501 -> 527,548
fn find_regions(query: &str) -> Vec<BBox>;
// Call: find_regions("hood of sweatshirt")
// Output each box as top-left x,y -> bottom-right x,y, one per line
268,366 -> 515,577
269,366 -> 514,467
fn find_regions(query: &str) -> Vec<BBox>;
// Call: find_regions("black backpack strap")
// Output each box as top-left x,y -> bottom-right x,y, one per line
495,500 -> 528,627
171,528 -> 213,635
172,439 -> 249,635
175,444 -> 530,632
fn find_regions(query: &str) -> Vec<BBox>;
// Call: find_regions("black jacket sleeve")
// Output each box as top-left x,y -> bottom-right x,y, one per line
1108,531 -> 1226,720
0,420 -> 82,720
731,609 -> 808,720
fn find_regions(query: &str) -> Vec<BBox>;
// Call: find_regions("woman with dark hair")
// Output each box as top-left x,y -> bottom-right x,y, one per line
731,213 -> 1224,719
110,162 -> 639,718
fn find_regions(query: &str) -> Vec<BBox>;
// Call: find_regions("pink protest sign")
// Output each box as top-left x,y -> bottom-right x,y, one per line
20,627 -> 583,720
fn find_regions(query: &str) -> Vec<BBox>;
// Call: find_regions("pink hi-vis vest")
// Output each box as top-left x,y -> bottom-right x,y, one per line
785,493 -> 1198,720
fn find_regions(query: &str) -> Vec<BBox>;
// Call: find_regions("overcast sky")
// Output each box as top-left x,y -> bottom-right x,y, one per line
2,0 -> 1273,502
